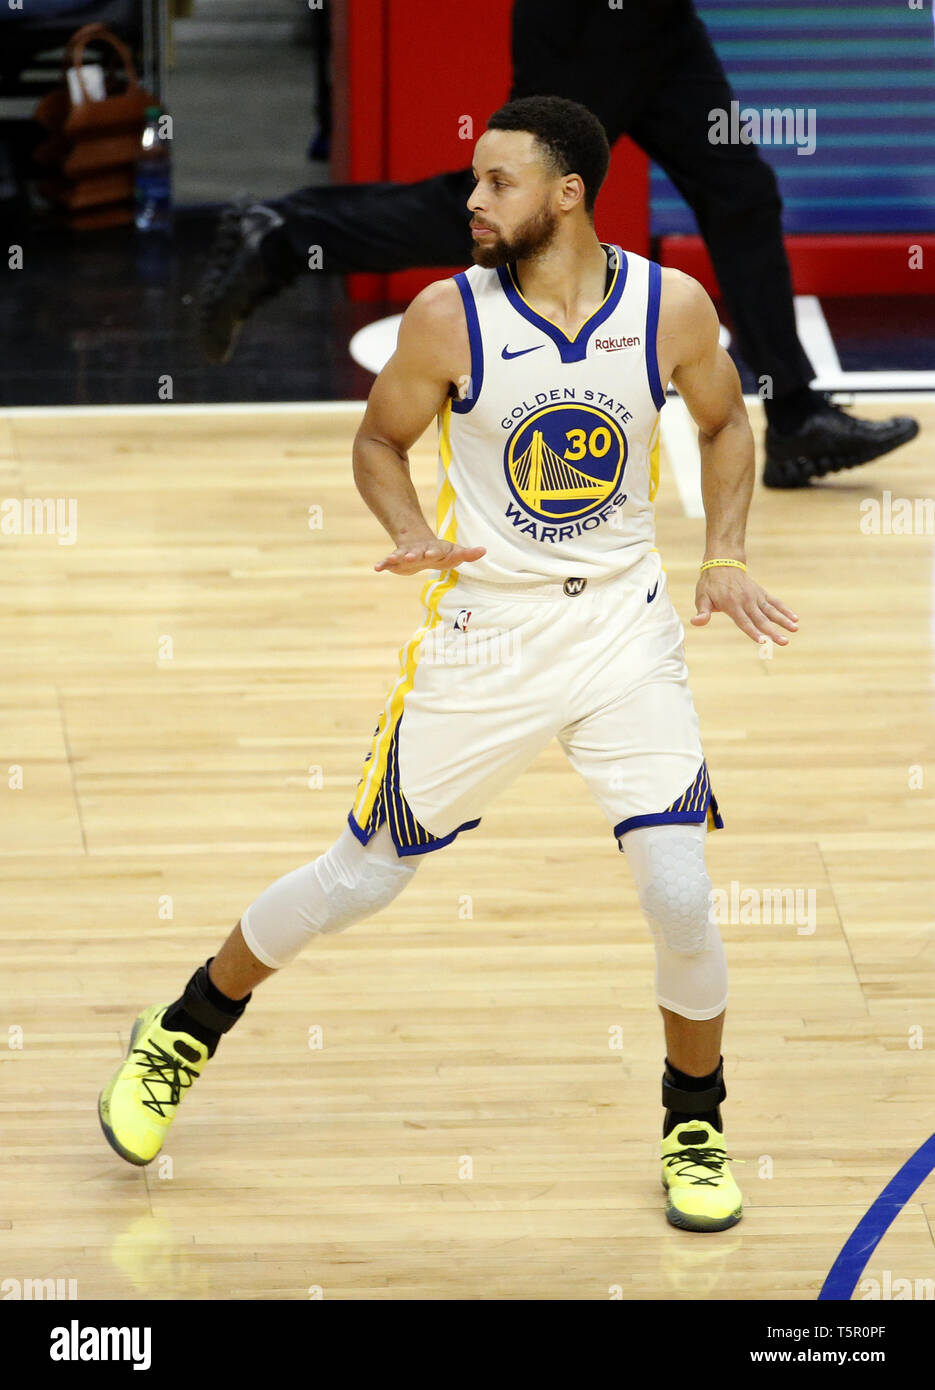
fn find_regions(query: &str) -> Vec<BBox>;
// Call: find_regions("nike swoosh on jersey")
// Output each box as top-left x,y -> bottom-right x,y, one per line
647,580 -> 659,603
501,344 -> 544,360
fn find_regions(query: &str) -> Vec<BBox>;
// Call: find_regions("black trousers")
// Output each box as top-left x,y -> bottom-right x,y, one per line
266,3 -> 813,400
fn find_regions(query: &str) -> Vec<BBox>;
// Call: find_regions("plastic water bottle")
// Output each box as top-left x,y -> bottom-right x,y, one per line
135,105 -> 172,233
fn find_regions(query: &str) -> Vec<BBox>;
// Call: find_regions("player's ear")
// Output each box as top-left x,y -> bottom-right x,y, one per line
560,173 -> 585,211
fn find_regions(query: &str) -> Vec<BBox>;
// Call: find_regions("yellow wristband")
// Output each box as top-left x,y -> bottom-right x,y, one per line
700,558 -> 747,573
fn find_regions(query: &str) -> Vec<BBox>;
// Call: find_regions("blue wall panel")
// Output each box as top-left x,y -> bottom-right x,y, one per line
651,1 -> 935,234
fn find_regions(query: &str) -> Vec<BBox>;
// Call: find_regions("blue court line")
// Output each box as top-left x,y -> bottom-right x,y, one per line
819,1132 -> 935,1301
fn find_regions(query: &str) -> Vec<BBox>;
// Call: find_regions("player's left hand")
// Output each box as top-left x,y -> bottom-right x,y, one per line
691,568 -> 798,645
374,536 -> 487,575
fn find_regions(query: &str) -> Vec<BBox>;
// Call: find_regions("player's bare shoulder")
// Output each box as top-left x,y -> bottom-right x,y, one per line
656,266 -> 720,383
396,276 -> 472,398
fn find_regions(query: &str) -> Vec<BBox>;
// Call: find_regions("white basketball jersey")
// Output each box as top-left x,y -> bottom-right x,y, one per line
436,244 -> 667,584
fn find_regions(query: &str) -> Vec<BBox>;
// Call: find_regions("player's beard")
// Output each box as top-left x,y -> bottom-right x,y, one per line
471,201 -> 559,268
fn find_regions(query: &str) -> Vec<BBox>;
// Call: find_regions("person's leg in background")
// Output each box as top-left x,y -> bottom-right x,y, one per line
195,0 -> 630,364
97,822 -> 421,1166
625,7 -> 918,488
197,168 -> 476,363
195,0 -> 657,364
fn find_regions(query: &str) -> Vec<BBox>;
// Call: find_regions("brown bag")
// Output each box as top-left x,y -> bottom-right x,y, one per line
33,22 -> 155,227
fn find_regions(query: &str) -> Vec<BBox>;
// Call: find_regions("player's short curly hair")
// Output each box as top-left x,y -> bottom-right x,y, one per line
485,96 -> 610,215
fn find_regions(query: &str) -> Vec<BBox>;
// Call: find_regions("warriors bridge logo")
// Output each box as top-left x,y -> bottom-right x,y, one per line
503,403 -> 628,539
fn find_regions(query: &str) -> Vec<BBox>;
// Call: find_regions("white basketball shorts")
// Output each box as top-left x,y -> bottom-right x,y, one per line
348,549 -> 722,857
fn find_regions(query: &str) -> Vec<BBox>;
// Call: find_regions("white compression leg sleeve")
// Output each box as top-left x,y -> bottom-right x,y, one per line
240,822 -> 420,969
619,821 -> 728,1021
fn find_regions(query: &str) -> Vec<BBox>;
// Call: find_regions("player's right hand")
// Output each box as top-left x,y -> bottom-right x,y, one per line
374,537 -> 487,576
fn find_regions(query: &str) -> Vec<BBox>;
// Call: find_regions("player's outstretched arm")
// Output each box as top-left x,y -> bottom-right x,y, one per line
663,269 -> 798,645
352,281 -> 487,576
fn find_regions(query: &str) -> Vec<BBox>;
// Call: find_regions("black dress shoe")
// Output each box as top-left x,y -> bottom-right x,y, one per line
196,197 -> 288,364
763,396 -> 919,489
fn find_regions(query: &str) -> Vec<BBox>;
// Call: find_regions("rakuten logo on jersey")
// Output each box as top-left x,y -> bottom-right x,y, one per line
594,334 -> 641,352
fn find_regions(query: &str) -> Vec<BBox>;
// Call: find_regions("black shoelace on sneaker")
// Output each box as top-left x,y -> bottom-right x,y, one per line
663,1146 -> 733,1186
132,1041 -> 199,1117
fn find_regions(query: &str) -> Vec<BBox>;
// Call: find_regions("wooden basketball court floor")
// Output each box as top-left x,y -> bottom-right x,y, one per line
1,396 -> 933,1302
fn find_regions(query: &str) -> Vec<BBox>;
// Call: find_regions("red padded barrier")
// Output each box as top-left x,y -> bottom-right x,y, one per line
660,234 -> 935,297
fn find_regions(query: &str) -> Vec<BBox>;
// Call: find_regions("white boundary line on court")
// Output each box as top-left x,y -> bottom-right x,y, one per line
660,388 -> 934,521
779,393 -> 935,403
0,401 -> 368,419
0,394 -> 928,419
658,397 -> 706,518
663,297 -> 934,518
793,296 -> 935,390
810,371 -> 935,389
795,295 -> 843,377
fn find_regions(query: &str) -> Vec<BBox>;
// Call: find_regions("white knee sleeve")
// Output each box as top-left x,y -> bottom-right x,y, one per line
240,822 -> 419,969
620,822 -> 728,1021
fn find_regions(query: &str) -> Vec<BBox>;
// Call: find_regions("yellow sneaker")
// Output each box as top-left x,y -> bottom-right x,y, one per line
661,1120 -> 743,1232
98,1004 -> 210,1166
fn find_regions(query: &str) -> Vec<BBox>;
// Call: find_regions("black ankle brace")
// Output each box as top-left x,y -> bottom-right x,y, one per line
662,1058 -> 726,1115
179,962 -> 250,1037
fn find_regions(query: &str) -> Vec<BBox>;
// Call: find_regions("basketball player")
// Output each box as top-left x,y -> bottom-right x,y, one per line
100,96 -> 797,1233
